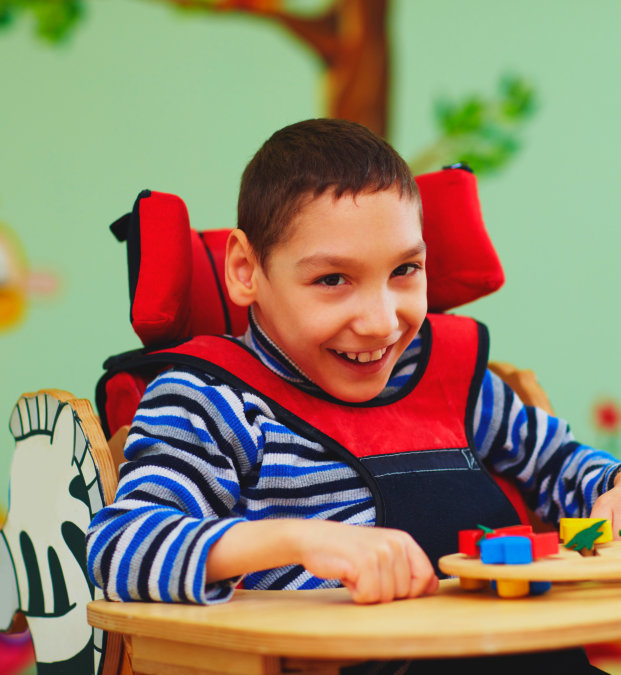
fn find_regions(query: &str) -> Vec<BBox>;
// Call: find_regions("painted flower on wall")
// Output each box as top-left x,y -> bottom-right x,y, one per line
592,398 -> 621,456
0,222 -> 58,331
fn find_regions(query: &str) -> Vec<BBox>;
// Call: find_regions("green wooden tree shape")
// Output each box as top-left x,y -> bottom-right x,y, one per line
564,520 -> 607,556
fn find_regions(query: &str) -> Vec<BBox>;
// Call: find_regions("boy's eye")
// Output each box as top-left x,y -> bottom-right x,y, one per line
316,273 -> 346,287
392,263 -> 421,277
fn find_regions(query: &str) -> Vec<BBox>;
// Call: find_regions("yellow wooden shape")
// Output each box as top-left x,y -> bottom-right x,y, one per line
559,518 -> 613,545
496,579 -> 530,598
459,577 -> 488,591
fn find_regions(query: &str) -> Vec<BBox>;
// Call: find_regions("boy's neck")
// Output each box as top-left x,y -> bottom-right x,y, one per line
246,306 -> 313,385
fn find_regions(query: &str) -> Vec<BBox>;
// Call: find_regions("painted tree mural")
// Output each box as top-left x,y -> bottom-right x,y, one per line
0,0 -> 536,175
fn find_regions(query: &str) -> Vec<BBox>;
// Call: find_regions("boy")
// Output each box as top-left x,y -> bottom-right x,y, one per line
88,119 -> 620,671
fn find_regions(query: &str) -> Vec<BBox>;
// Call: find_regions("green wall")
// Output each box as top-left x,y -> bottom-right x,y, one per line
1,0 -> 620,508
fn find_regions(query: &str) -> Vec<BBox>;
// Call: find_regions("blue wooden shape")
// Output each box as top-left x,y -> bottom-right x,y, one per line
480,535 -> 533,564
502,536 -> 533,564
480,537 -> 505,564
529,581 -> 552,595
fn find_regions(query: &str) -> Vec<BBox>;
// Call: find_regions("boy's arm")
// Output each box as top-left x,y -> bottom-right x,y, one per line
474,369 -> 621,526
88,369 -> 438,605
206,518 -> 438,604
87,369 -> 260,604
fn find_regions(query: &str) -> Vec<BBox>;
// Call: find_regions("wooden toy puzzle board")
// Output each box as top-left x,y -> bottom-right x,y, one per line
439,540 -> 621,582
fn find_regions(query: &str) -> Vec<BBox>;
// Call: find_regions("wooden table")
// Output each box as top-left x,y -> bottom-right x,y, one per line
88,579 -> 621,674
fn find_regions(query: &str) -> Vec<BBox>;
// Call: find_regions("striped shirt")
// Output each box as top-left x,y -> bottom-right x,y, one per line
87,314 -> 620,604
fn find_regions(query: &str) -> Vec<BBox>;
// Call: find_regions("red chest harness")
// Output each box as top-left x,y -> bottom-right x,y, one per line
142,313 -> 528,568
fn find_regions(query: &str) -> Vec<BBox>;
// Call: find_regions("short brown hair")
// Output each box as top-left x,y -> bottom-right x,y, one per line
237,118 -> 420,266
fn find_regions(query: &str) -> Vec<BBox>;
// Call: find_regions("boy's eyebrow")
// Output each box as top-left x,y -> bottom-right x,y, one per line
296,241 -> 427,270
400,241 -> 427,257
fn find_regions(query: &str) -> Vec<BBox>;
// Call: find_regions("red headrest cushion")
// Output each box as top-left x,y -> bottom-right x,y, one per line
126,191 -> 192,345
119,167 -> 503,346
416,167 -> 505,311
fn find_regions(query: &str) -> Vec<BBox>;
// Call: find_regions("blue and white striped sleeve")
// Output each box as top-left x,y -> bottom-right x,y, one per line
86,368 -> 259,604
473,368 -> 621,523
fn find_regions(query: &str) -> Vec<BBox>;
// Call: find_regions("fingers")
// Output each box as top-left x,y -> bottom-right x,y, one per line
376,542 -> 396,603
404,537 -> 438,598
591,494 -> 619,539
423,571 -> 440,595
346,531 -> 437,604
298,521 -> 438,605
589,497 -> 611,521
390,539 -> 413,599
374,537 -> 412,603
341,544 -> 391,604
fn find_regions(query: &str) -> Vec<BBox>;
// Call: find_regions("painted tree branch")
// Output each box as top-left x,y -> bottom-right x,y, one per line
1,0 -> 536,175
154,0 -> 390,136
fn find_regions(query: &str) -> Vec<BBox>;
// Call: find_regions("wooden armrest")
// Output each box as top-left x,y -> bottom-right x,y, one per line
488,361 -> 555,415
488,361 -> 557,532
107,425 -> 130,480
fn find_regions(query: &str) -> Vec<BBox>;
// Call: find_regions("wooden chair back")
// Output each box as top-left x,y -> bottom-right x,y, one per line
0,389 -> 131,675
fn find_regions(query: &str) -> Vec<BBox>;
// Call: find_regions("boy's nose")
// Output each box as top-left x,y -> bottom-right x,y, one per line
351,292 -> 399,338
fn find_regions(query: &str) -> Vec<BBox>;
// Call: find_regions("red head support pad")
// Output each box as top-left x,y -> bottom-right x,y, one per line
110,190 -> 247,346
416,166 -> 504,311
112,167 -> 503,348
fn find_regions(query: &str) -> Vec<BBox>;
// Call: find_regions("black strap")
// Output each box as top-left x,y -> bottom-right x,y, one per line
109,213 -> 131,242
200,236 -> 232,335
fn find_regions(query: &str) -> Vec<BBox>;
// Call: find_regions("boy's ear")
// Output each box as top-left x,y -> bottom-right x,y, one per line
225,229 -> 260,307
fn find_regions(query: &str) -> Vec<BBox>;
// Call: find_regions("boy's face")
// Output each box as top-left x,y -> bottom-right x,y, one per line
252,187 -> 427,402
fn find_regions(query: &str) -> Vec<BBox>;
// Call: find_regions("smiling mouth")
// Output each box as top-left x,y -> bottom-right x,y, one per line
332,347 -> 389,363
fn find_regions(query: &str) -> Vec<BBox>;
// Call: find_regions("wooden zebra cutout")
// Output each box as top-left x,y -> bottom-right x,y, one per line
0,391 -> 121,674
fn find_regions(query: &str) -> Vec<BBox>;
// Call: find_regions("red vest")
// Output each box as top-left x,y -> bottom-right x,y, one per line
144,313 -> 527,568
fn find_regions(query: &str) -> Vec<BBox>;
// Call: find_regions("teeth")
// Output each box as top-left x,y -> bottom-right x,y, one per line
335,348 -> 387,363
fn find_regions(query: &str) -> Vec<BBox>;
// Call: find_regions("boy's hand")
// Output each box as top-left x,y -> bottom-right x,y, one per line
296,521 -> 438,604
590,470 -> 621,540
206,518 -> 438,603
